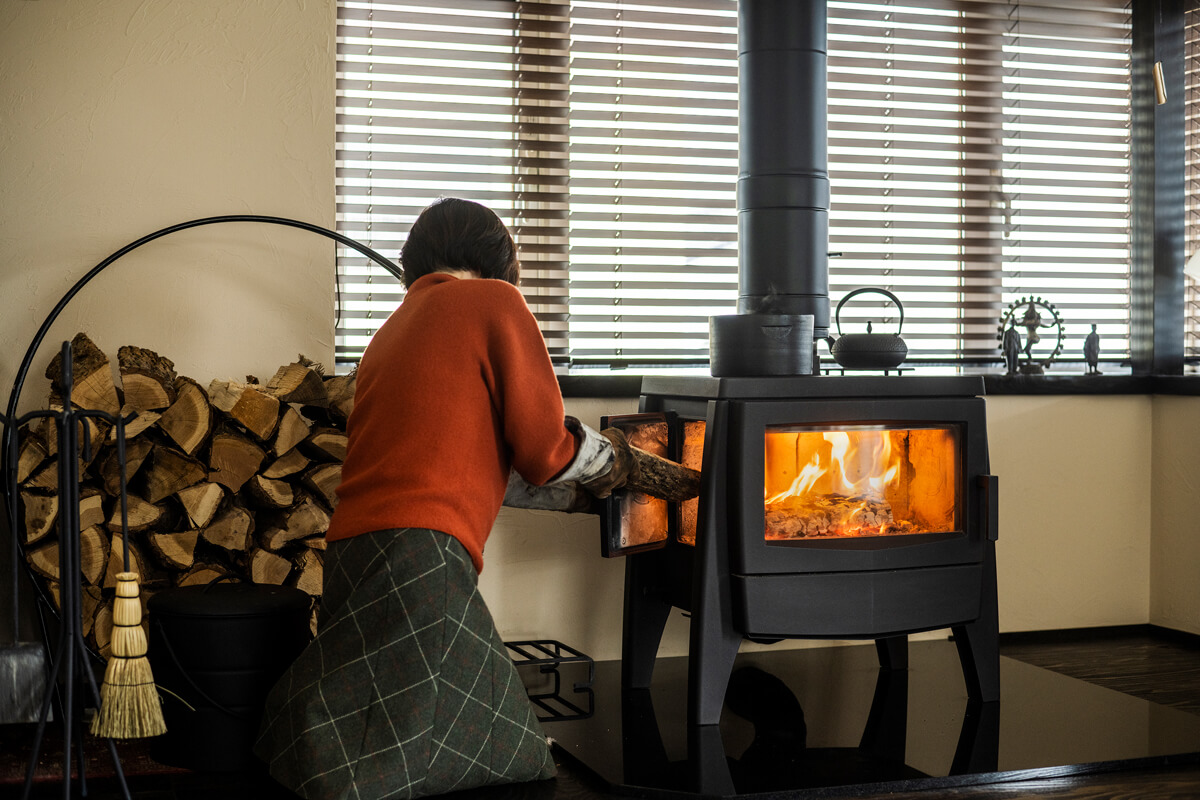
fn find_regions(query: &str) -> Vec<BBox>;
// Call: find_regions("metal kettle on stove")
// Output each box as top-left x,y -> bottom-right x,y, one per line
825,287 -> 908,370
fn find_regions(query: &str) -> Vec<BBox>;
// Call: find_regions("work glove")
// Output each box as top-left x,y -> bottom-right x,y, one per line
580,427 -> 637,499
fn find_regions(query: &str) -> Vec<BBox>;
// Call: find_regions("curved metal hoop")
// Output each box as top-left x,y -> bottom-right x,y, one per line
3,214 -> 401,454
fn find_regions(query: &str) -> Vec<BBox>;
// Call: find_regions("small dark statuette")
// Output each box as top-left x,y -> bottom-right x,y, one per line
1002,322 -> 1021,375
1084,323 -> 1101,375
996,296 -> 1065,376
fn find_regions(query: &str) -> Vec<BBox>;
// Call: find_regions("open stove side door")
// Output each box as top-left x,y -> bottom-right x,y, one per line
597,412 -> 677,557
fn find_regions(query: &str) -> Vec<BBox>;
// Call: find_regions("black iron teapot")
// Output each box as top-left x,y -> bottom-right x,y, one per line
826,287 -> 908,370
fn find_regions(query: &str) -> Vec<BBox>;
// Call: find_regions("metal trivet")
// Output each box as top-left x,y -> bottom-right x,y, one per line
506,639 -> 595,722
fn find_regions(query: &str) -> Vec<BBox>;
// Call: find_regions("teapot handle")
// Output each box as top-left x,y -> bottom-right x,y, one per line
835,287 -> 905,336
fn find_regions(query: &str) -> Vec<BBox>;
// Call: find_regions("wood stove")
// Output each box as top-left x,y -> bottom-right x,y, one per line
606,375 -> 998,727
595,0 -> 999,728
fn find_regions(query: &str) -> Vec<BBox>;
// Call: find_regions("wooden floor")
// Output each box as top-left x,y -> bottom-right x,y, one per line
9,625 -> 1200,800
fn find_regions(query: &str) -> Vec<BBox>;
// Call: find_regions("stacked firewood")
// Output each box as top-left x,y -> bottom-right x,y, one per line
15,333 -> 352,654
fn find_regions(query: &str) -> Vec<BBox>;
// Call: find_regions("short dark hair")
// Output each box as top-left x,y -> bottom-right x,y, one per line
399,197 -> 520,288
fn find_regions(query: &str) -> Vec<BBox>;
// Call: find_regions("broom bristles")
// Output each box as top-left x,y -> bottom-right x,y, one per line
91,572 -> 166,739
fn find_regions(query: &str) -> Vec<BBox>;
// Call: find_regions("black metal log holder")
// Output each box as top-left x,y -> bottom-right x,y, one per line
0,216 -> 403,799
8,340 -> 136,800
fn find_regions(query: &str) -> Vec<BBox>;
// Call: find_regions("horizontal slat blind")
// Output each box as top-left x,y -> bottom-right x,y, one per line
826,0 -> 1131,364
566,0 -> 739,366
1187,5 -> 1200,367
336,0 -> 1132,371
336,0 -> 569,368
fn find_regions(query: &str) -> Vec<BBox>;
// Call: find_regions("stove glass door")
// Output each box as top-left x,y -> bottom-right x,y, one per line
763,423 -> 961,541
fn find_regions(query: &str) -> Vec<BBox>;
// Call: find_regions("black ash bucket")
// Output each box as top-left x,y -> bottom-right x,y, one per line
147,581 -> 311,772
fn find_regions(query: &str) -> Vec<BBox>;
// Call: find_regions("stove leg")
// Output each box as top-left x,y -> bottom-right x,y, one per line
687,583 -> 741,727
951,544 -> 1000,702
874,635 -> 908,670
622,551 -> 672,690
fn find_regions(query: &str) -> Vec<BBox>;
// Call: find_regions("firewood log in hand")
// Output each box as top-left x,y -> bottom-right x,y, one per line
502,446 -> 700,513
622,445 -> 701,503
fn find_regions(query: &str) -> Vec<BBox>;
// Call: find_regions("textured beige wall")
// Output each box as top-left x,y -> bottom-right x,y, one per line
1150,395 -> 1200,635
0,0 -> 336,412
985,395 -> 1153,633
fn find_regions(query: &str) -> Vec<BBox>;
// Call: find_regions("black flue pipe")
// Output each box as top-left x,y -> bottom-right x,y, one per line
709,0 -> 829,376
737,0 -> 830,332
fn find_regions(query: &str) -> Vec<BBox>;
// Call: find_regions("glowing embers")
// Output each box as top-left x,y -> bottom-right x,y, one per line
764,424 -> 960,540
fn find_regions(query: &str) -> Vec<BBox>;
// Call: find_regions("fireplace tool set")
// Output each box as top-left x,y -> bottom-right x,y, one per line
4,339 -> 143,800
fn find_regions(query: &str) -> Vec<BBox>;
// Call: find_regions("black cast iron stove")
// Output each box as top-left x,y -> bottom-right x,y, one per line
600,0 -> 1000,728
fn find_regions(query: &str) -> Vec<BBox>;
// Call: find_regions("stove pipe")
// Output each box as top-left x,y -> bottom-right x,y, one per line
709,0 -> 829,377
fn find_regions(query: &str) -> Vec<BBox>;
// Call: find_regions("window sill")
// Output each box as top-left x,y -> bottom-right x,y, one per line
557,373 -> 1200,398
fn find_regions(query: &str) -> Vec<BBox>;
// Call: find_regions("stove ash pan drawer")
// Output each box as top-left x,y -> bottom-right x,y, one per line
731,563 -> 984,639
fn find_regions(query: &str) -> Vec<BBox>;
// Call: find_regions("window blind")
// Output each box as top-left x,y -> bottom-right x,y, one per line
336,0 -> 1132,372
1186,5 -> 1200,366
336,0 -> 570,368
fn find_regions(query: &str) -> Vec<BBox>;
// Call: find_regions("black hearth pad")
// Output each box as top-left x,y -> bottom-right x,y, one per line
542,640 -> 1200,799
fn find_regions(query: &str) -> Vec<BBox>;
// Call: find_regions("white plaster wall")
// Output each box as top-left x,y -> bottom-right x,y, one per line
0,0 -> 336,413
1150,395 -> 1200,635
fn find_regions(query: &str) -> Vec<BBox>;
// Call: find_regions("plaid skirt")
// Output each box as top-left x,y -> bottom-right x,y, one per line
254,528 -> 556,800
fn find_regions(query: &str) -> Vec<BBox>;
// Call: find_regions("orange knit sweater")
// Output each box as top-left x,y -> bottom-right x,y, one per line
325,273 -> 578,572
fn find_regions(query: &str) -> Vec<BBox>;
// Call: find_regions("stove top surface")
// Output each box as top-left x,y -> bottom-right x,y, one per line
639,374 -> 986,400
542,640 -> 1200,798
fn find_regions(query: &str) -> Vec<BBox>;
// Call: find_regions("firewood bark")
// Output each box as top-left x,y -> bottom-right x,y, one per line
27,542 -> 60,581
94,602 -> 113,659
303,428 -> 347,462
625,445 -> 702,504
202,505 -> 254,554
267,362 -> 328,407
107,410 -> 162,442
100,436 -> 154,497
81,584 -> 103,638
117,345 -> 178,411
249,547 -> 292,585
209,379 -> 281,441
177,563 -> 231,587
159,377 -> 213,455
177,482 -> 224,528
273,405 -> 310,456
146,530 -> 200,571
106,494 -> 164,534
263,448 -> 310,480
22,494 -> 57,546
79,525 -> 110,585
23,462 -> 58,493
248,474 -> 295,509
208,429 -> 266,492
291,548 -> 323,597
46,332 -> 120,415
323,372 -> 356,423
302,463 -> 341,510
79,487 -> 106,531
17,437 -> 49,484
142,446 -> 207,503
104,533 -> 149,588
275,496 -> 331,543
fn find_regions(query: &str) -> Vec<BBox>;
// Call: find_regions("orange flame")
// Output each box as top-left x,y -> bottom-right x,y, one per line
764,426 -> 959,540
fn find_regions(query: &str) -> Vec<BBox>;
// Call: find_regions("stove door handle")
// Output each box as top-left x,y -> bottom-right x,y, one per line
977,474 -> 999,541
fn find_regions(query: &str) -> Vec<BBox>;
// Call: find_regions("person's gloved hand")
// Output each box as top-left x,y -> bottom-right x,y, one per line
581,427 -> 637,498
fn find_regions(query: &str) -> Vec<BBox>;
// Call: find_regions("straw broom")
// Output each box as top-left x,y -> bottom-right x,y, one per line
90,420 -> 166,739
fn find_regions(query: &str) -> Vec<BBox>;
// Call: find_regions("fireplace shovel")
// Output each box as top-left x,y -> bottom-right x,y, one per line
0,437 -> 49,725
